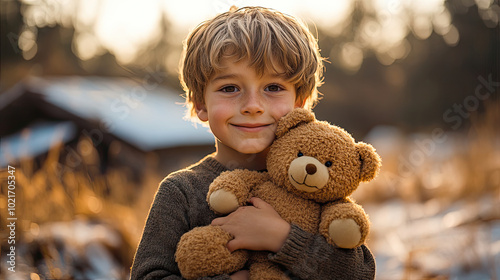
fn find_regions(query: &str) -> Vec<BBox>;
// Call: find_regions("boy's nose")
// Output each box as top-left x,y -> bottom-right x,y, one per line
241,90 -> 264,115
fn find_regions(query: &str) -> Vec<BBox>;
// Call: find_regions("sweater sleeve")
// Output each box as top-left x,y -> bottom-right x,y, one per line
129,179 -> 231,280
268,224 -> 376,280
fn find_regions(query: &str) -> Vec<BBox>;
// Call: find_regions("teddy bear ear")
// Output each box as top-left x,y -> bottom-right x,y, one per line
356,142 -> 382,182
276,108 -> 316,138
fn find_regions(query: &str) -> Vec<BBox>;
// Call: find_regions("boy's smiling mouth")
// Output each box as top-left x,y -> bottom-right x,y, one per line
231,123 -> 273,132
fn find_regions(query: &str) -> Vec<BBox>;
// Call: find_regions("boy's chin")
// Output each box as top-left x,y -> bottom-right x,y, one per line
236,148 -> 266,155
234,142 -> 272,155
216,138 -> 272,156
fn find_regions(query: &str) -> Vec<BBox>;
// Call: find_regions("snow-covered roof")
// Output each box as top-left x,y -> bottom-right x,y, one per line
0,121 -> 76,167
25,76 -> 214,151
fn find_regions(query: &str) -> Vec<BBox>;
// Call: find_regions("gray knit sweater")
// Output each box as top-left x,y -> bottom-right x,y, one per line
130,155 -> 376,280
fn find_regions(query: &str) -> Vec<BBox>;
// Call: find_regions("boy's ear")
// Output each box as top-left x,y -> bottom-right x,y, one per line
195,102 -> 208,122
294,97 -> 307,108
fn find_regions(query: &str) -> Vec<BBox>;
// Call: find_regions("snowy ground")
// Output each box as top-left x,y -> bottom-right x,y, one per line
367,196 -> 500,279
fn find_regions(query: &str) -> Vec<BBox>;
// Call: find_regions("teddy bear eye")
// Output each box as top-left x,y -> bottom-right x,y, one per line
297,152 -> 304,157
325,161 -> 332,167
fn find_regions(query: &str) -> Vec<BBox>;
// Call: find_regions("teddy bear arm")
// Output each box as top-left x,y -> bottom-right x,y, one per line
208,170 -> 268,214
319,200 -> 370,248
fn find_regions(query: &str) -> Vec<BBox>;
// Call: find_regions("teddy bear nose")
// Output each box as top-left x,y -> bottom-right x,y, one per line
306,163 -> 317,175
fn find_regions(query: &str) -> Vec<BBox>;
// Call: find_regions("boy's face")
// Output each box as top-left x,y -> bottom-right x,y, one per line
197,57 -> 303,155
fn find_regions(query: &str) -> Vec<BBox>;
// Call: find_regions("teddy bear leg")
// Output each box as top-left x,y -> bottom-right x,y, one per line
320,202 -> 369,249
175,226 -> 248,279
249,261 -> 290,280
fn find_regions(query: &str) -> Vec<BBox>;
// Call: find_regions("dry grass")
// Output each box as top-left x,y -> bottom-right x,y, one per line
0,137 -> 162,279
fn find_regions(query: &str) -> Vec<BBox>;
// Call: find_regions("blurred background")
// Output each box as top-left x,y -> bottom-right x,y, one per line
0,0 -> 498,279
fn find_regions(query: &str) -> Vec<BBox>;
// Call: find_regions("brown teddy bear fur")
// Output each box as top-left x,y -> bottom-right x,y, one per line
175,108 -> 381,280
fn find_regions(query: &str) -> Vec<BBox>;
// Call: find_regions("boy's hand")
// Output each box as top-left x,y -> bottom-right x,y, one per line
230,270 -> 249,280
211,197 -> 291,253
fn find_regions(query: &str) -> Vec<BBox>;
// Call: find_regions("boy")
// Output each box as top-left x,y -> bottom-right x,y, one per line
131,6 -> 375,280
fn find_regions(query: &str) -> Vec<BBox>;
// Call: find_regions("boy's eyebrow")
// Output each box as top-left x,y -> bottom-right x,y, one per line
211,74 -> 238,82
211,72 -> 287,82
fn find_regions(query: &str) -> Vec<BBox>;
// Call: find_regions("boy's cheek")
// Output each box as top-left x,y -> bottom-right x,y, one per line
275,103 -> 300,119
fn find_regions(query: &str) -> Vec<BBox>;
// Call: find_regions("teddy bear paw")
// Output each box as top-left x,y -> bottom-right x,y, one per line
328,219 -> 362,248
209,189 -> 239,214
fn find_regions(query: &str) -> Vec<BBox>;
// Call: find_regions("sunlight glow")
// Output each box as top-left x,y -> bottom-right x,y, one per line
412,16 -> 433,40
340,43 -> 364,72
19,0 -> 490,68
296,0 -> 354,36
443,25 -> 460,46
93,0 -> 163,63
73,32 -> 102,61
74,0 -> 100,29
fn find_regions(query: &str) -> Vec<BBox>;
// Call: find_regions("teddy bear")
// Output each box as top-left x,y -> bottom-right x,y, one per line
175,108 -> 381,279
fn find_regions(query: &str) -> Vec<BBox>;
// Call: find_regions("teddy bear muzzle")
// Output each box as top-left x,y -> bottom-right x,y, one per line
288,156 -> 329,193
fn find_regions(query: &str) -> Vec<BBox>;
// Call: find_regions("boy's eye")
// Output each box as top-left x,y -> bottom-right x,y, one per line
220,85 -> 239,93
265,84 -> 283,92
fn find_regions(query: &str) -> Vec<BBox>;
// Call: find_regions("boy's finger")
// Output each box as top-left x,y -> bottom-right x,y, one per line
248,197 -> 271,209
211,217 -> 226,226
226,238 -> 242,252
